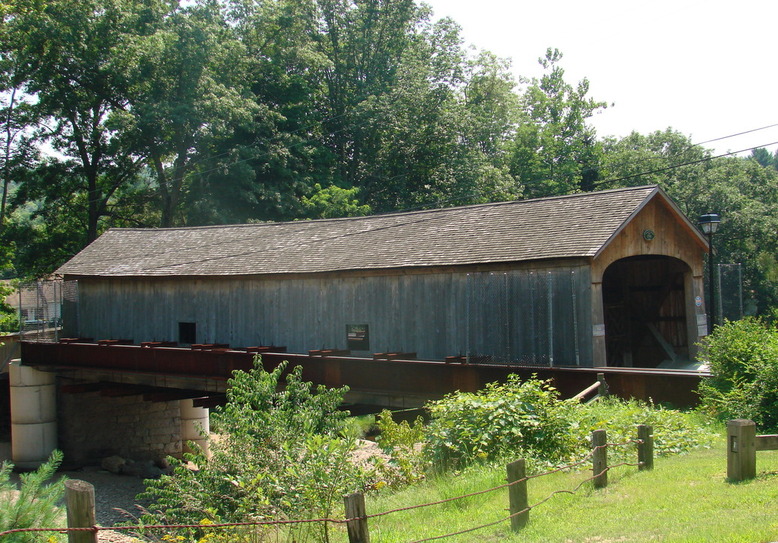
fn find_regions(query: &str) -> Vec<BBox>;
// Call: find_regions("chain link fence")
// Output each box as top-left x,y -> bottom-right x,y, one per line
717,263 -> 743,322
15,279 -> 64,342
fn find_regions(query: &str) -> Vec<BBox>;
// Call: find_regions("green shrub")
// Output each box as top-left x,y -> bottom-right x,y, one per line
424,375 -> 577,469
0,450 -> 66,543
375,410 -> 426,485
0,282 -> 18,334
697,317 -> 778,430
412,375 -> 717,473
574,398 -> 718,461
139,357 -> 369,542
341,414 -> 376,440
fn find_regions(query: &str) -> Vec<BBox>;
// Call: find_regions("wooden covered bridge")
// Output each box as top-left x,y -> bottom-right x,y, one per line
13,185 -> 711,468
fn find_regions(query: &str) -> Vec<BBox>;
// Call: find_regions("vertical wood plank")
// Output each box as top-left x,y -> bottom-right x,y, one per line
65,479 -> 97,543
592,429 -> 608,488
344,492 -> 370,543
637,424 -> 654,470
507,459 -> 529,531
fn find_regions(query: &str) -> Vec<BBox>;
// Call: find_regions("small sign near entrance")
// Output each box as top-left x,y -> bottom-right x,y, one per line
592,324 -> 606,337
346,324 -> 370,350
695,296 -> 703,307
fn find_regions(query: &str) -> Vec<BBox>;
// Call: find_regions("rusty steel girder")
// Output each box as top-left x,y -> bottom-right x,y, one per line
20,342 -> 706,408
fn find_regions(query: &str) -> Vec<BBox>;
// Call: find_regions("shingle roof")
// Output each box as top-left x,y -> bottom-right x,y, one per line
57,186 -> 671,278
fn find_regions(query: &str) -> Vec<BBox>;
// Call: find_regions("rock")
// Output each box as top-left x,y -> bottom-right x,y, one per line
101,455 -> 126,474
120,459 -> 163,479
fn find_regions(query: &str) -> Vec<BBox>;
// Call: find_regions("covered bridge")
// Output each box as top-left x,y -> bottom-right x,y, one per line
57,185 -> 709,368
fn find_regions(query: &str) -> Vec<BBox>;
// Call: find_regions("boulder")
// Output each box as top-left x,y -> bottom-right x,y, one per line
101,455 -> 126,474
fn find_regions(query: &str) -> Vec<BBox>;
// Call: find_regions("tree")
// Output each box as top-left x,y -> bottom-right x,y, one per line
0,450 -> 66,542
209,0 -> 522,218
599,129 -> 712,192
186,0 -> 334,224
112,0 -> 262,227
752,147 -> 777,170
672,156 -> 778,317
341,15 -> 520,210
0,281 -> 17,332
4,0 -> 147,243
0,53 -> 37,234
301,183 -> 371,218
316,0 -> 419,188
508,48 -> 607,198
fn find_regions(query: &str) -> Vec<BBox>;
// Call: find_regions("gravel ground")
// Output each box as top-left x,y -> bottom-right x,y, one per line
1,441 -> 153,541
60,467 -> 151,542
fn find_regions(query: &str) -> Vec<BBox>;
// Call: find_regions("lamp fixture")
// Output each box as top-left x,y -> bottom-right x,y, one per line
698,213 -> 720,235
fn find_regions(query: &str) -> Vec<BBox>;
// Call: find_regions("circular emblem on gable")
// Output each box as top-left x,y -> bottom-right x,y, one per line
642,229 -> 655,241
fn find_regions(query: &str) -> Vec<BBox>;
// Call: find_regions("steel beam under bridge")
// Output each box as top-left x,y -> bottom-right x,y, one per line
20,342 -> 706,408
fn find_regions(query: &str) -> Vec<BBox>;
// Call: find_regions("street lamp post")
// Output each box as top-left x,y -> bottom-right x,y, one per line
698,213 -> 721,331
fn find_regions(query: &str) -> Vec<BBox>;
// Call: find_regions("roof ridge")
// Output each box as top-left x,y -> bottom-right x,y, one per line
58,186 -> 668,278
104,185 -> 660,234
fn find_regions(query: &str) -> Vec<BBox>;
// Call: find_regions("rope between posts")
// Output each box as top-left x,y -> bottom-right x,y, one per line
406,453 -> 641,542
365,478 -> 522,519
0,516 -> 355,538
0,450 -> 628,538
367,442 -> 633,520
408,510 -> 524,542
0,437 -> 649,540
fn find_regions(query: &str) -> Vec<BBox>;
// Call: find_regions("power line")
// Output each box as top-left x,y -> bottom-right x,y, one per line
692,123 -> 778,148
593,139 -> 778,189
591,124 -> 778,190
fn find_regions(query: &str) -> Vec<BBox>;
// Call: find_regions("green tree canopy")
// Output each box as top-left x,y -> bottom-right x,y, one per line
507,48 -> 607,198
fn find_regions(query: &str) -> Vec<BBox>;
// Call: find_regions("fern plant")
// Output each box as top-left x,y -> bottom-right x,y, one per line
0,449 -> 67,542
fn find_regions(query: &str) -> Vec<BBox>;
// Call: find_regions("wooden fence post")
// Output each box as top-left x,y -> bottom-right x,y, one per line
506,459 -> 528,531
65,479 -> 97,543
727,419 -> 756,482
344,492 -> 370,543
592,429 -> 608,488
637,424 -> 654,471
596,372 -> 609,397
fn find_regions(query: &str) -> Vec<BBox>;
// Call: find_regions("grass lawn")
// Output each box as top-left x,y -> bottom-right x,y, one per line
349,437 -> 778,542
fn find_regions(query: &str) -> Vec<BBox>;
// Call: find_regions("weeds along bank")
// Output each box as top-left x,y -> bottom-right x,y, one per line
374,375 -> 718,483
129,357 -> 717,542
0,355 -> 719,542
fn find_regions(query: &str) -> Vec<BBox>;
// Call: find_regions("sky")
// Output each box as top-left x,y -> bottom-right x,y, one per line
422,0 -> 778,157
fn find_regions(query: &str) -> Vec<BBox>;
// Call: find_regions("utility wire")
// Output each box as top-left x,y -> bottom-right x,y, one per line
693,123 -> 778,148
592,139 -> 778,189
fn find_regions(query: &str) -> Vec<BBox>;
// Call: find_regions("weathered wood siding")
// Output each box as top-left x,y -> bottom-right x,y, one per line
68,263 -> 594,366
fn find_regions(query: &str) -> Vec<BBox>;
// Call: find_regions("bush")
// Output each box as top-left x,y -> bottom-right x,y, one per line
0,450 -> 66,543
0,282 -> 18,334
375,410 -> 426,485
424,375 -> 577,469
697,317 -> 778,430
377,375 -> 718,477
574,398 -> 718,460
139,357 -> 370,542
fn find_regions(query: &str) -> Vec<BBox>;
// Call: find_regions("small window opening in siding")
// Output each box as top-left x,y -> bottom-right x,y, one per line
347,324 -> 369,351
179,322 -> 197,345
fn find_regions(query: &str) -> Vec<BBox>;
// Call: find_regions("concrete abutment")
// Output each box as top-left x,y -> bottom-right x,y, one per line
7,360 -> 212,468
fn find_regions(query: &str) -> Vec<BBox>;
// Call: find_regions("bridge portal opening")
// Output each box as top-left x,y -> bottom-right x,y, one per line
603,256 -> 692,368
